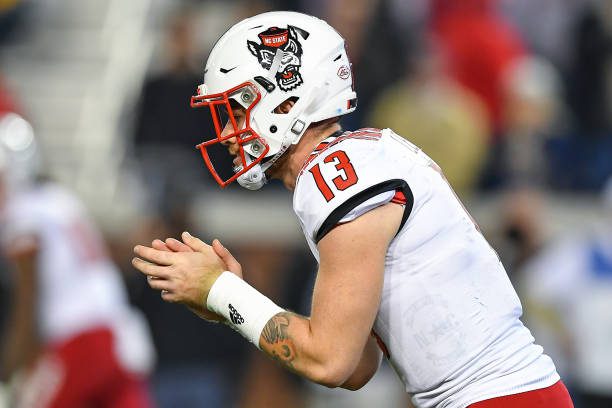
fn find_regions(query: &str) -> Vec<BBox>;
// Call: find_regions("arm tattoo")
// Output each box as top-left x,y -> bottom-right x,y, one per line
260,312 -> 298,371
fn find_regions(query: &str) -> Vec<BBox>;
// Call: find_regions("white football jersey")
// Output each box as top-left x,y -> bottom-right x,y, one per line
0,183 -> 154,374
293,128 -> 559,408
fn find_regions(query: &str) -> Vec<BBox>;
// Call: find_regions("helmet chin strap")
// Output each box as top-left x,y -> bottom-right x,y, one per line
236,138 -> 292,190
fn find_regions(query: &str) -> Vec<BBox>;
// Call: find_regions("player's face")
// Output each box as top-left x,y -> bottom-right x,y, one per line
220,104 -> 247,161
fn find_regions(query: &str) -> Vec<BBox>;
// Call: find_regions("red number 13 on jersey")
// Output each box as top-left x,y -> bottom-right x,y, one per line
309,150 -> 359,202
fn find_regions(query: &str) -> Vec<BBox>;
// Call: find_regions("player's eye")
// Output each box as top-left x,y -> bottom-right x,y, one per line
232,110 -> 245,121
214,105 -> 228,126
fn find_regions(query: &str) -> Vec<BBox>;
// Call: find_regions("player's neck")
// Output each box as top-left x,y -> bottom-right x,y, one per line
273,122 -> 342,191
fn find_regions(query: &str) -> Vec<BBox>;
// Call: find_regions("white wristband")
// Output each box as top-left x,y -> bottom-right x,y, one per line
206,271 -> 285,349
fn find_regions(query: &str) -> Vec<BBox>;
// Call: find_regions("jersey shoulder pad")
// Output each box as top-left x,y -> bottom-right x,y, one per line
293,128 -> 410,243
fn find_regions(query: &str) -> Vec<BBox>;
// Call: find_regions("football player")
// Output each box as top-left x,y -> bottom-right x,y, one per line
133,11 -> 574,408
0,113 -> 155,408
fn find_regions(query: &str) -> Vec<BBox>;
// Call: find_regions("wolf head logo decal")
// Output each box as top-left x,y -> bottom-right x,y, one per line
247,25 -> 309,92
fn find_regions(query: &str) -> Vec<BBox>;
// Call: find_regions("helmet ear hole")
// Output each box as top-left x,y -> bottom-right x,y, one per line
273,96 -> 299,114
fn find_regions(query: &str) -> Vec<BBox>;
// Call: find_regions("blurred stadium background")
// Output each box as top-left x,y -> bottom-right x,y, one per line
0,0 -> 611,407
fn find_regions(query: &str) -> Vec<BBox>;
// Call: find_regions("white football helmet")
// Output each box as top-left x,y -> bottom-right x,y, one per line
191,11 -> 356,189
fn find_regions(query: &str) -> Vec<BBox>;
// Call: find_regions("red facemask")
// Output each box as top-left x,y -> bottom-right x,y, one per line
190,82 -> 270,187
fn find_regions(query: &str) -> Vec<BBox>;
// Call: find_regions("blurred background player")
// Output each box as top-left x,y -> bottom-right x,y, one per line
0,112 -> 155,408
519,178 -> 612,408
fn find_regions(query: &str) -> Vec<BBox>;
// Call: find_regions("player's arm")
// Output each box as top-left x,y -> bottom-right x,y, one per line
0,235 -> 40,380
256,202 -> 401,388
132,203 -> 401,388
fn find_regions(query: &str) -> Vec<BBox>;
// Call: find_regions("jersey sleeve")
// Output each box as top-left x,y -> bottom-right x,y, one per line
293,133 -> 413,244
337,190 -> 395,224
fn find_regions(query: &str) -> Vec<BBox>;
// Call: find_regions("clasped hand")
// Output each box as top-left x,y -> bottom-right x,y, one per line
132,231 -> 242,322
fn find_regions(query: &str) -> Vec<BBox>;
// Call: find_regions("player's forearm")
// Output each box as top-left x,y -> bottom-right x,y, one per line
1,252 -> 39,379
1,309 -> 38,379
205,271 -> 363,386
258,311 -> 365,388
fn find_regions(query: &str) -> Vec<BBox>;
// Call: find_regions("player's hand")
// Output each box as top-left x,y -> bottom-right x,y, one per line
179,233 -> 243,280
133,232 -> 234,321
152,237 -> 193,253
210,238 -> 243,278
154,235 -> 242,278
150,237 -> 224,322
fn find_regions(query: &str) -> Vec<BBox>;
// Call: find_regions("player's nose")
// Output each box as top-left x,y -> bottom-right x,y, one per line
220,123 -> 239,155
220,135 -> 239,155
